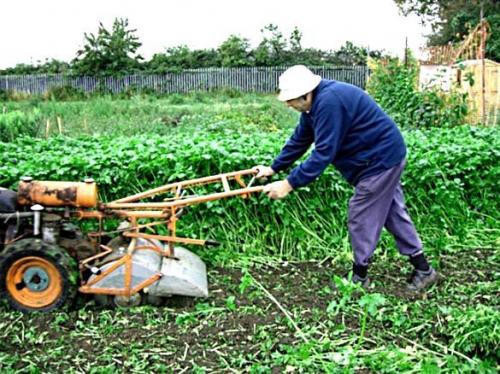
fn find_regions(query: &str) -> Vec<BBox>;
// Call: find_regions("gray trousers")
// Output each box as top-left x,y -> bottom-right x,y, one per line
348,160 -> 422,266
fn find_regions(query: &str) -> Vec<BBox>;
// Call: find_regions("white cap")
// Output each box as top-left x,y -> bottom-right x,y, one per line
277,65 -> 322,101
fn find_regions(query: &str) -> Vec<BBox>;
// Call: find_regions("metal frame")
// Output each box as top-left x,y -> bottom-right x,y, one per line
77,169 -> 263,297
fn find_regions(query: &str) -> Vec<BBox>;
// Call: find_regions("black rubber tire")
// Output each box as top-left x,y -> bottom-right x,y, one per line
0,238 -> 78,313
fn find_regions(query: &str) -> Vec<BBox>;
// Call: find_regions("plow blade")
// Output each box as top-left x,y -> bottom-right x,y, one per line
151,247 -> 208,298
87,239 -> 208,299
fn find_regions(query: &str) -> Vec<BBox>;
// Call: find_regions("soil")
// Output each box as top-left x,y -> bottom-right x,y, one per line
0,247 -> 497,372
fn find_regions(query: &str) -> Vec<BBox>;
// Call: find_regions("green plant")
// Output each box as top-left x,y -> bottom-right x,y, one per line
445,305 -> 500,358
239,271 -> 254,294
367,54 -> 469,128
356,293 -> 386,349
0,124 -> 497,261
0,89 -> 9,101
326,275 -> 362,316
72,18 -> 143,76
45,85 -> 86,101
225,295 -> 237,311
0,109 -> 42,141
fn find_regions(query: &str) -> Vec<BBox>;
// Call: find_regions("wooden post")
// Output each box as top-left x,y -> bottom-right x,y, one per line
83,118 -> 88,133
45,119 -> 51,138
57,116 -> 63,134
480,17 -> 487,125
404,37 -> 408,68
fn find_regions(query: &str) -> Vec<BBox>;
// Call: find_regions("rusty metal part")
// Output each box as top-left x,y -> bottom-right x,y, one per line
79,244 -> 113,273
18,180 -> 98,208
79,245 -> 162,296
110,168 -> 258,204
79,274 -> 162,296
73,210 -> 170,219
104,186 -> 264,210
73,210 -> 104,219
123,231 -> 207,247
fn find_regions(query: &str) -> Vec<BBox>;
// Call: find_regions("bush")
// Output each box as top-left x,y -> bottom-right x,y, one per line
45,85 -> 86,101
0,90 -> 31,101
367,54 -> 469,128
0,110 -> 42,141
211,87 -> 243,98
0,89 -> 9,101
167,93 -> 186,105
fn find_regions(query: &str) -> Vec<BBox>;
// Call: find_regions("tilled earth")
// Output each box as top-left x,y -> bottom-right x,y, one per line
0,248 -> 498,373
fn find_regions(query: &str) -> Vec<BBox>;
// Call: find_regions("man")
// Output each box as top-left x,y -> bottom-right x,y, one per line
255,65 -> 438,291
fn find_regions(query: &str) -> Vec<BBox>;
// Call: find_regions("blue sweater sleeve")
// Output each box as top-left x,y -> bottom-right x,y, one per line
286,94 -> 349,189
271,114 -> 314,173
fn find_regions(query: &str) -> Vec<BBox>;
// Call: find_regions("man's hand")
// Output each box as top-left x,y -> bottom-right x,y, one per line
253,165 -> 275,179
263,179 -> 293,200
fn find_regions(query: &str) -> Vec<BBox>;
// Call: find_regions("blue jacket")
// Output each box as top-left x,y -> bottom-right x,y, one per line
271,80 -> 406,187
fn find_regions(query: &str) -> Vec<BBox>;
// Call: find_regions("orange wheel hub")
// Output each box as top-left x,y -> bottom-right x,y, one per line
6,256 -> 63,309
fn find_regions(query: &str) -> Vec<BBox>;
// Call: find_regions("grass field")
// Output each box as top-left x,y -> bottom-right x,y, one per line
0,93 -> 498,373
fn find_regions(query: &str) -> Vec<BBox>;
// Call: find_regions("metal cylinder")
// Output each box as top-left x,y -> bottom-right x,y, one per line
31,204 -> 44,236
17,180 -> 98,208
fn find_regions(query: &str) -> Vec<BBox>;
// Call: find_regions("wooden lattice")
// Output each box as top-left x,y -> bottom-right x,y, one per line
420,20 -> 490,65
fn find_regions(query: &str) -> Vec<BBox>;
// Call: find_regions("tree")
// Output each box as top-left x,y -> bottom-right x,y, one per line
289,27 -> 303,54
148,45 -> 194,72
0,59 -> 70,76
334,41 -> 368,65
394,0 -> 499,61
146,46 -> 220,72
1,23 -> 385,75
190,49 -> 220,68
254,24 -> 288,66
72,18 -> 143,76
218,35 -> 252,67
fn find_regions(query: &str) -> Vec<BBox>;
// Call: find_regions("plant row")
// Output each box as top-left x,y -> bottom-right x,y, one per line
0,125 -> 498,260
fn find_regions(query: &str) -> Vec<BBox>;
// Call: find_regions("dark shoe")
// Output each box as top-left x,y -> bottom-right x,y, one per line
351,273 -> 370,289
406,267 -> 439,292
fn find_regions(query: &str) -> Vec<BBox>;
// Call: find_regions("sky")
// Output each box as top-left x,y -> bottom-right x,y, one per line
0,0 -> 432,69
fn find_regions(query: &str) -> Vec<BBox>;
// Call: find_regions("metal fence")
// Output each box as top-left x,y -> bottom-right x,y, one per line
0,66 -> 369,95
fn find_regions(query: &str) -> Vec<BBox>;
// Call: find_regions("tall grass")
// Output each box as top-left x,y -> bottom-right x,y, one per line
1,93 -> 297,138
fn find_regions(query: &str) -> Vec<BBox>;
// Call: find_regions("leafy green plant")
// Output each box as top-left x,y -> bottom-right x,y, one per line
225,295 -> 237,311
326,275 -> 362,316
72,18 -> 143,76
239,270 -> 254,294
445,305 -> 500,358
0,109 -> 42,141
357,293 -> 386,348
367,53 -> 469,128
0,89 -> 9,101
